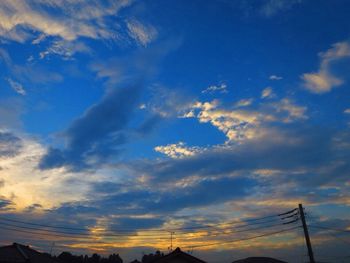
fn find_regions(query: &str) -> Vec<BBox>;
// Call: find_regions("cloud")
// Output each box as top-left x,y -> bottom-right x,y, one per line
0,197 -> 13,210
0,130 -> 22,157
39,84 -> 142,171
261,87 -> 275,99
57,175 -> 255,218
39,40 -> 182,171
345,109 -> 350,114
6,78 -> 26,95
0,132 -> 93,211
154,142 -> 204,159
269,75 -> 283,80
145,85 -> 194,118
0,0 -> 132,42
39,39 -> 91,60
0,98 -> 23,129
202,83 -> 228,94
260,0 -> 303,17
302,41 -> 350,94
271,98 -> 307,123
0,47 -> 63,85
90,38 -> 182,86
1,126 -> 349,256
182,98 -> 307,142
134,125 -> 350,194
234,99 -> 253,107
126,19 -> 158,46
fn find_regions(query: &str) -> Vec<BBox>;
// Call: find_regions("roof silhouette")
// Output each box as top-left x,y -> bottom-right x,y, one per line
151,247 -> 206,263
0,243 -> 58,263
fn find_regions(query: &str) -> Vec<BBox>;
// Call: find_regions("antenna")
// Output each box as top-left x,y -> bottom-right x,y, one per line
49,242 -> 55,255
169,231 -> 175,252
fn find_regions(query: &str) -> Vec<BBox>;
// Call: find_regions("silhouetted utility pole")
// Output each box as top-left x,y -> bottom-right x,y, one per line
299,203 -> 315,263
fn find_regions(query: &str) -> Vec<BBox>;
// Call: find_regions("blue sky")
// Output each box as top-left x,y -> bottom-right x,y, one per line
0,0 -> 350,262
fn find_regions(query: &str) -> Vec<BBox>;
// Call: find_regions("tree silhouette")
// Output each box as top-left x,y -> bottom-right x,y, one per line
141,251 -> 163,263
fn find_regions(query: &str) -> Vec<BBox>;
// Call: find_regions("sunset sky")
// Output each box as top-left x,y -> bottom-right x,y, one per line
0,1 -> 350,262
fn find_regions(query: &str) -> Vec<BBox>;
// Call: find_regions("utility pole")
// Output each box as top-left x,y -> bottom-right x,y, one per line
299,203 -> 315,263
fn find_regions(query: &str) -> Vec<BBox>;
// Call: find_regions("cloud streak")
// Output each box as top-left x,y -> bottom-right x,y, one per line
39,84 -> 143,171
0,0 -> 132,42
126,19 -> 158,46
6,78 -> 26,95
302,41 -> 350,94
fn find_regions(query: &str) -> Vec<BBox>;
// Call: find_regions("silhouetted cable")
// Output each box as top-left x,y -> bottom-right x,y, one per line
172,216 -> 290,231
0,208 -> 298,233
0,224 -> 302,250
0,216 -> 298,239
278,208 -> 298,216
309,225 -> 350,234
181,226 -> 301,249
0,225 -> 170,240
0,217 -> 88,231
175,219 -> 300,239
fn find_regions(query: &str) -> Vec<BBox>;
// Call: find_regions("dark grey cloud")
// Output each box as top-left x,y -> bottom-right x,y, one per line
108,217 -> 164,231
39,39 -> 183,172
0,197 -> 13,211
133,126 -> 336,184
39,84 -> 142,171
48,176 -> 256,223
0,131 -> 22,157
35,124 -> 350,237
24,203 -> 43,213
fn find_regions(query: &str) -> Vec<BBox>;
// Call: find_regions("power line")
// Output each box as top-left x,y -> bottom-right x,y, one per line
309,225 -> 350,234
0,225 -> 300,251
0,209 -> 297,234
181,226 -> 301,249
0,216 -> 298,240
0,221 -> 165,238
0,225 -> 170,240
157,224 -> 298,244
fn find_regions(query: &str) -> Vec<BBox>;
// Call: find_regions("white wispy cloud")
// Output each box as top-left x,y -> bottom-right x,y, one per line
269,75 -> 283,80
344,109 -> 350,114
1,48 -> 63,85
202,83 -> 228,94
260,0 -> 303,17
302,41 -> 350,94
126,19 -> 158,46
182,100 -> 273,142
272,98 -> 308,123
235,98 -> 253,107
154,142 -> 203,159
261,87 -> 275,99
7,78 -> 26,95
39,39 -> 91,60
182,98 -> 307,142
0,0 -> 132,42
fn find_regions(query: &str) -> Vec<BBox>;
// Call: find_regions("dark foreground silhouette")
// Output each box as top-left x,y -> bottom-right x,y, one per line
232,257 -> 287,263
0,243 -> 288,263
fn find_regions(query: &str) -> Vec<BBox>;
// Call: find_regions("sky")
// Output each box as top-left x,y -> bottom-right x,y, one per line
0,0 -> 350,262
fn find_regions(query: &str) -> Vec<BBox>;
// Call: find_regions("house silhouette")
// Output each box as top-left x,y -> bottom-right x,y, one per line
151,247 -> 206,263
0,243 -> 58,263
